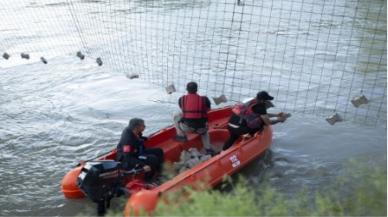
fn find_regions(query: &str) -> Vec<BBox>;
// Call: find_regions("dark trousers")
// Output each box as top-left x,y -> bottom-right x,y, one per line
122,148 -> 164,181
140,148 -> 164,181
222,125 -> 263,151
222,125 -> 251,151
142,148 -> 164,172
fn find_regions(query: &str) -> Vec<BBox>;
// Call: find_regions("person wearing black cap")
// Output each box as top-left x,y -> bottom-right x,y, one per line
222,91 -> 290,151
173,81 -> 216,155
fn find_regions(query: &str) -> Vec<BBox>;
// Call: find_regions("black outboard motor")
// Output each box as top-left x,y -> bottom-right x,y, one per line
76,160 -> 144,216
77,160 -> 122,216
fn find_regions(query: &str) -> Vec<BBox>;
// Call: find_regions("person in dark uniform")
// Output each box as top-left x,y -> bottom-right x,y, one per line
116,118 -> 164,182
222,91 -> 290,151
173,81 -> 216,155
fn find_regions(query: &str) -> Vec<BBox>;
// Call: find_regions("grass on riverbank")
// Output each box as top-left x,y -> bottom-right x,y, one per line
102,160 -> 386,216
153,160 -> 386,216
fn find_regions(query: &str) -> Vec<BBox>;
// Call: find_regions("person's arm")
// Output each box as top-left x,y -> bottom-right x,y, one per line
125,132 -> 143,155
178,97 -> 183,109
127,161 -> 151,172
268,112 -> 291,118
204,96 -> 211,109
267,113 -> 278,118
143,165 -> 151,172
260,114 -> 287,125
139,132 -> 148,141
133,138 -> 145,155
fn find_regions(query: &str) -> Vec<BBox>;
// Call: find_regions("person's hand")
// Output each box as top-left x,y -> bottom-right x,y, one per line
276,112 -> 291,119
242,133 -> 252,139
278,115 -> 287,123
254,131 -> 261,137
139,133 -> 148,141
143,165 -> 151,172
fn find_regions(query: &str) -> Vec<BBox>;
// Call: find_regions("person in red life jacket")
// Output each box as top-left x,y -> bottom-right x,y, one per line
116,118 -> 164,182
222,91 -> 290,151
173,81 -> 216,155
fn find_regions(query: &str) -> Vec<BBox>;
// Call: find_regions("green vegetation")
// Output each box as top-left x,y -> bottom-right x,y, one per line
153,161 -> 386,216
99,160 -> 386,216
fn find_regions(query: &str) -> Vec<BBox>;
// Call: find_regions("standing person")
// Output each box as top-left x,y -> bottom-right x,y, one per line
222,91 -> 290,151
174,81 -> 216,155
116,118 -> 164,182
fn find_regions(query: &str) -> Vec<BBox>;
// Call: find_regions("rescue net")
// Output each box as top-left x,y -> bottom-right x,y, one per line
0,0 -> 386,126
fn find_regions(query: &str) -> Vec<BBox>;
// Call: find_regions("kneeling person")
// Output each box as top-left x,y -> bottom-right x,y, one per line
222,91 -> 290,151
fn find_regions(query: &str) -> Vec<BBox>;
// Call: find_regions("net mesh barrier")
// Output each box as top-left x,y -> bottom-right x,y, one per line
0,0 -> 386,126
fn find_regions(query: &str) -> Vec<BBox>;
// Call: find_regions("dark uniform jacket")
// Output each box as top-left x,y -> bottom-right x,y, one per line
116,127 -> 146,169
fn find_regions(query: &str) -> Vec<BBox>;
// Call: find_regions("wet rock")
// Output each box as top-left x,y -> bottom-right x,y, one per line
21,53 -> 30,59
174,148 -> 212,173
351,95 -> 368,107
165,84 -> 176,94
326,113 -> 343,125
76,51 -> 85,60
126,74 -> 139,79
2,52 -> 10,60
213,94 -> 227,105
96,57 -> 103,66
40,57 -> 47,64
188,148 -> 201,158
199,154 -> 211,162
179,150 -> 190,162
186,158 -> 199,168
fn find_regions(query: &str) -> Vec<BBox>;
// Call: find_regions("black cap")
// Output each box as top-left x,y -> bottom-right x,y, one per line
256,91 -> 274,101
186,82 -> 198,93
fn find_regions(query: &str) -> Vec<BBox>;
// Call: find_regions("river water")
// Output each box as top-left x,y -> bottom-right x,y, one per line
0,0 -> 386,216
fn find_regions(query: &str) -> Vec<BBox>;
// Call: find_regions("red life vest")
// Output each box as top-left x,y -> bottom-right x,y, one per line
181,94 -> 208,119
232,99 -> 263,129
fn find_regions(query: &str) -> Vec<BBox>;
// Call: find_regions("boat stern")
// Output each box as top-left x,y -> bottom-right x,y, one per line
60,165 -> 85,199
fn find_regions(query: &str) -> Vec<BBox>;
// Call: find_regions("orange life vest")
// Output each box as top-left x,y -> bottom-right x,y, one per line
181,94 -> 208,119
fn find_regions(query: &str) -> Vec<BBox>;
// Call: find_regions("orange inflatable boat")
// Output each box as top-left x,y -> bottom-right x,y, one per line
60,106 -> 272,215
